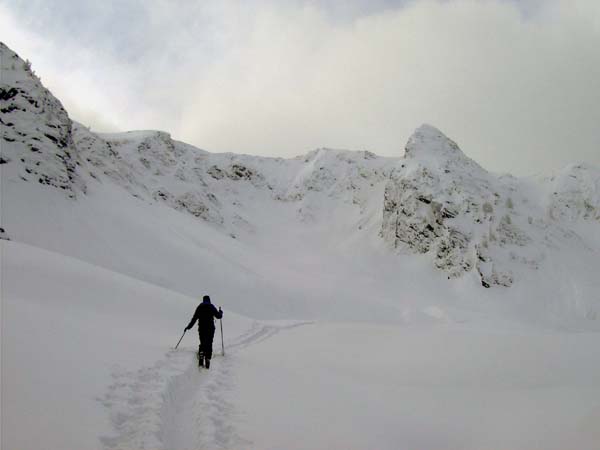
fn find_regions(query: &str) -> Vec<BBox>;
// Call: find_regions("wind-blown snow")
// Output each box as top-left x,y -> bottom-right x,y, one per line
2,41 -> 600,450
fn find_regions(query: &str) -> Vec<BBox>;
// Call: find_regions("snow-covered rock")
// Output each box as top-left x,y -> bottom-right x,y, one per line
543,162 -> 600,222
73,124 -> 393,233
0,42 -> 85,196
381,124 -> 599,288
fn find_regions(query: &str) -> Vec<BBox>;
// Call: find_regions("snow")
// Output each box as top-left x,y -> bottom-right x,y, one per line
4,240 -> 600,449
1,239 -> 261,450
233,322 -> 600,450
2,41 -> 600,449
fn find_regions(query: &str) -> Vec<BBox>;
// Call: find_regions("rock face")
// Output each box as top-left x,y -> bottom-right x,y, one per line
0,42 -> 85,196
72,125 -> 227,225
381,125 -> 600,287
69,123 -> 393,233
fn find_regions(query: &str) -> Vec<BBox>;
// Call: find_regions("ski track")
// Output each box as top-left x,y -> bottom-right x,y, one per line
98,321 -> 310,450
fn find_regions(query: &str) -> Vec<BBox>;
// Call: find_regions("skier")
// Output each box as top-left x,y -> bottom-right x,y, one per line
185,295 -> 223,369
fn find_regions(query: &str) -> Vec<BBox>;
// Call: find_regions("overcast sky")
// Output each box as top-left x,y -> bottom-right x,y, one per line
1,0 -> 599,175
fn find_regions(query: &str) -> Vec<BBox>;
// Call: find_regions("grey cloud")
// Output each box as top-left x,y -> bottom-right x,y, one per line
2,0 -> 599,175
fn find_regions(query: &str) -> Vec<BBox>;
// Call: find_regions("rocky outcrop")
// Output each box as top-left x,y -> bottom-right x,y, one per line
544,163 -> 600,222
382,126 -> 528,287
72,125 -> 228,225
381,125 -> 599,288
0,42 -> 85,197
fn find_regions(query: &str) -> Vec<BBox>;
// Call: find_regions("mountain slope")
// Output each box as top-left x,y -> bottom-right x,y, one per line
0,42 -> 85,196
2,41 -> 600,325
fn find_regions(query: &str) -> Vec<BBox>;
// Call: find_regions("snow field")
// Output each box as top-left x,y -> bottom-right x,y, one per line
1,240 -> 256,450
3,210 -> 600,449
232,322 -> 600,450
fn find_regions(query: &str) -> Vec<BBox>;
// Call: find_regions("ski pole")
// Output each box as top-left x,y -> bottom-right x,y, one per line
220,317 -> 225,356
174,330 -> 186,349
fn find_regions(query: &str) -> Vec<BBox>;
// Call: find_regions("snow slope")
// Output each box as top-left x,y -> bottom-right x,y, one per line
2,42 -> 600,449
233,322 -> 600,450
7,239 -> 600,450
1,239 -> 289,450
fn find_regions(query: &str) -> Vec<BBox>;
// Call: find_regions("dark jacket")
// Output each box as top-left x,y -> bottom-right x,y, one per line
186,299 -> 223,331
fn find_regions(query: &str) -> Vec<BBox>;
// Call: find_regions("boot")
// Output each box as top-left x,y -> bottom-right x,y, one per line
198,351 -> 204,368
205,358 -> 210,369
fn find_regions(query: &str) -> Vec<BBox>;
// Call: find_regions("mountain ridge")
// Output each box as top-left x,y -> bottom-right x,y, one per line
2,41 -> 599,299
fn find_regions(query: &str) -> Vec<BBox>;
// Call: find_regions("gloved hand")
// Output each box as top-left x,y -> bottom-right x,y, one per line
184,325 -> 190,331
219,307 -> 222,313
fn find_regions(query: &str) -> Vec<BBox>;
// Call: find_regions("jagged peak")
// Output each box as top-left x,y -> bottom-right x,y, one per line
401,124 -> 488,178
404,124 -> 464,160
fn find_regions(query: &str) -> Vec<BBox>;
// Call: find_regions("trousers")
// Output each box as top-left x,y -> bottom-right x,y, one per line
198,327 -> 216,360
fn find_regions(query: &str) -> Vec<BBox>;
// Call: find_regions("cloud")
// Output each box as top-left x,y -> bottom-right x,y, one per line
2,0 -> 599,175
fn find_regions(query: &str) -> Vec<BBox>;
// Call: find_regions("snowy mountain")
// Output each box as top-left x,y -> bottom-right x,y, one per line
382,124 -> 600,288
71,123 -> 394,236
4,42 -> 600,450
3,41 -> 599,302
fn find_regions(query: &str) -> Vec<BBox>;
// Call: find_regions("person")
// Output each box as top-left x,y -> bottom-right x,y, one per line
185,295 -> 223,369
